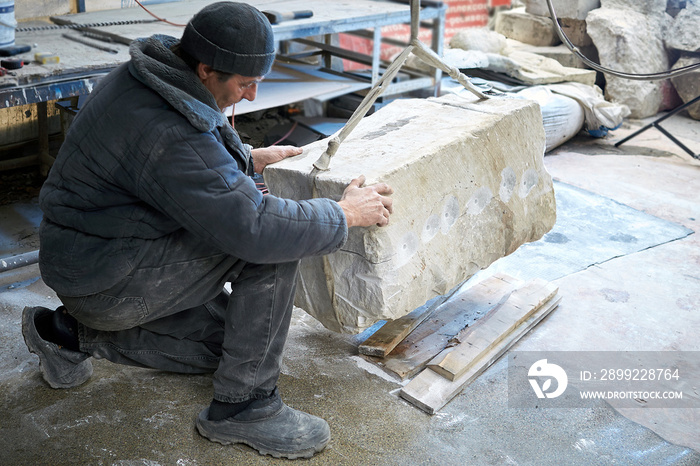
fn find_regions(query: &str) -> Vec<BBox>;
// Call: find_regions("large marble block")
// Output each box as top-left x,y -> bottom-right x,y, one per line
264,95 -> 556,333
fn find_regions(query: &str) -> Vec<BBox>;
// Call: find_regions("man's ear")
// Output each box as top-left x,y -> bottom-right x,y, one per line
196,62 -> 215,81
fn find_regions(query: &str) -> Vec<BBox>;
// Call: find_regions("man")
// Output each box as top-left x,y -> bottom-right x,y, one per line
21,2 -> 393,460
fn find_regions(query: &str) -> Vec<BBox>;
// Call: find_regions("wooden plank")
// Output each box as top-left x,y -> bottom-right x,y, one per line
11,26 -> 129,88
16,0 -> 72,20
399,294 -> 562,414
358,288 -> 457,358
362,273 -> 523,379
427,279 -> 559,381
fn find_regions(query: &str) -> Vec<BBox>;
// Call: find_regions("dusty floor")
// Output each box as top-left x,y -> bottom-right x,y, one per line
0,109 -> 699,465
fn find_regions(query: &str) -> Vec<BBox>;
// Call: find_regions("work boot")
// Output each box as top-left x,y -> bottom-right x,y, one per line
21,306 -> 93,389
196,388 -> 331,459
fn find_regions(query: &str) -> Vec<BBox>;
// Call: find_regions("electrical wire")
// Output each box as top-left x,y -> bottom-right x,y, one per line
14,1 -> 186,32
545,0 -> 700,81
132,0 -> 186,27
270,121 -> 299,146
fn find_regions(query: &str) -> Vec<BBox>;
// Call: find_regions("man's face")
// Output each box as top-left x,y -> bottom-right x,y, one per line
198,64 -> 263,111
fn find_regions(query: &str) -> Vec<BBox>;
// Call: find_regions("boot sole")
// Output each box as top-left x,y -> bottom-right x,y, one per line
21,306 -> 92,389
195,415 -> 330,459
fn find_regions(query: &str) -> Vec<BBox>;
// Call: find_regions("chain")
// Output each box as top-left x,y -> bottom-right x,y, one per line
16,19 -> 159,33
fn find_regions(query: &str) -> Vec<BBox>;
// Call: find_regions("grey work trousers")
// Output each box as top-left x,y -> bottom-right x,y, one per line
58,229 -> 299,403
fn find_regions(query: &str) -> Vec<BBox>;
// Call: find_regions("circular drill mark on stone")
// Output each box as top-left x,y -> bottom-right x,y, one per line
467,186 -> 493,216
519,168 -> 539,199
396,231 -> 419,267
441,196 -> 460,234
422,214 -> 441,243
499,166 -> 517,203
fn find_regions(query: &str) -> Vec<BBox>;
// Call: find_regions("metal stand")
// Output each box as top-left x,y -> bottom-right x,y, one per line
614,94 -> 700,160
312,0 -> 489,172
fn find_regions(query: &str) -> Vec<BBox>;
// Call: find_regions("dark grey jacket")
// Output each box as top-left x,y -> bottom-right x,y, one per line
39,35 -> 347,297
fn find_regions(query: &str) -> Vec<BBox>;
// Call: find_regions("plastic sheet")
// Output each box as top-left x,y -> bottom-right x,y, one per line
516,86 -> 585,152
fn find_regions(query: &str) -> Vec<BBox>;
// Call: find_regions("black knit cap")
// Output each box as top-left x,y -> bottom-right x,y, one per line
180,1 -> 275,77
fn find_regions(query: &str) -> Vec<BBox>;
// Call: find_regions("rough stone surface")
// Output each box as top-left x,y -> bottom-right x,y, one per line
525,0 -> 600,20
665,3 -> 700,52
406,48 -> 490,73
449,28 -> 508,54
599,0 -> 667,15
587,7 -> 670,118
559,18 -> 593,47
498,50 -> 597,85
264,95 -> 556,333
447,37 -> 598,85
671,55 -> 700,120
495,8 -> 561,47
507,40 -> 598,69
519,1 -> 594,45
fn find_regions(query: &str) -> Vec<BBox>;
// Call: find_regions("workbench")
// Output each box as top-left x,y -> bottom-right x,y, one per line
2,1 -> 448,106
0,0 -> 446,173
51,0 -> 446,96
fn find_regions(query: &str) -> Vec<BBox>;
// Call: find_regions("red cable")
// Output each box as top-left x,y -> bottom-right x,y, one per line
133,0 -> 187,27
270,121 -> 298,146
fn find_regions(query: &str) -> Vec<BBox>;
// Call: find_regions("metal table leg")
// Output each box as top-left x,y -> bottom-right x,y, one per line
615,94 -> 700,160
37,101 -> 55,177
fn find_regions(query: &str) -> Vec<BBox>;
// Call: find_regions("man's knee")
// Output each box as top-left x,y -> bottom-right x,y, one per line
59,293 -> 148,331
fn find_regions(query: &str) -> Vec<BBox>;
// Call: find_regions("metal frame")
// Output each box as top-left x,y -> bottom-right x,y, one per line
0,74 -> 106,108
0,1 -> 448,174
614,94 -> 700,160
311,0 -> 489,172
1,2 -> 447,109
272,3 -> 446,98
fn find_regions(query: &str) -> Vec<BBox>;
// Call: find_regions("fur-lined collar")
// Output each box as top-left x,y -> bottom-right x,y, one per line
128,34 -> 246,159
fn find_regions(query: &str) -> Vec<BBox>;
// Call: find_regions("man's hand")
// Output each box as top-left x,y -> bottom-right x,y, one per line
337,175 -> 394,228
251,146 -> 303,174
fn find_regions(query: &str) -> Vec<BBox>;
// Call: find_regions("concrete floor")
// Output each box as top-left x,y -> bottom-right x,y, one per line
1,112 -> 699,465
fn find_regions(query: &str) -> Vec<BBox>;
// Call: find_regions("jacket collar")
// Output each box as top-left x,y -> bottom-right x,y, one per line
128,35 -> 247,160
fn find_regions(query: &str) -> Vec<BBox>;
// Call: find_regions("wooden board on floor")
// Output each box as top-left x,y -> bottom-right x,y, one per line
361,273 -> 523,379
399,293 -> 562,414
358,291 -> 453,358
427,278 -> 558,381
